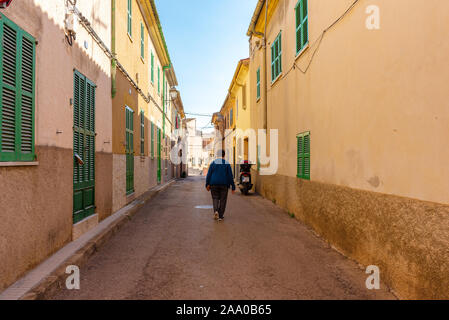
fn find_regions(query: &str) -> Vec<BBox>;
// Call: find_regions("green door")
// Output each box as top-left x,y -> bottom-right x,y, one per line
157,127 -> 161,183
73,71 -> 95,224
126,107 -> 134,195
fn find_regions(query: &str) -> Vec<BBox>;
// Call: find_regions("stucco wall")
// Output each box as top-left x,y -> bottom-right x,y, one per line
255,173 -> 449,299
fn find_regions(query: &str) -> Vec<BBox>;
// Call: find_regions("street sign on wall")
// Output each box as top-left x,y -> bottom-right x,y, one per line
0,0 -> 13,9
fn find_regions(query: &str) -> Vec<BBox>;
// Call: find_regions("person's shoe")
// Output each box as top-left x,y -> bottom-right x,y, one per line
214,212 -> 219,220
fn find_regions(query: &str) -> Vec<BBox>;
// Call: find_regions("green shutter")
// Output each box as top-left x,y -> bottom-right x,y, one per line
271,32 -> 282,82
0,14 -> 35,162
157,127 -> 161,183
297,132 -> 310,180
296,0 -> 309,54
256,68 -> 260,99
126,107 -> 134,194
151,52 -> 154,83
73,70 -> 95,223
151,121 -> 154,158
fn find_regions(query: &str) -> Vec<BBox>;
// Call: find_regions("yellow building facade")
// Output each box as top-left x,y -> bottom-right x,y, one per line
247,0 -> 449,299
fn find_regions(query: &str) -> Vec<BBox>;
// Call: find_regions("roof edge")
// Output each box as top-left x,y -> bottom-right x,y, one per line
246,0 -> 265,36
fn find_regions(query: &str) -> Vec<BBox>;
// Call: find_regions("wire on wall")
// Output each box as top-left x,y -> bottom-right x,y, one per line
268,0 -> 361,88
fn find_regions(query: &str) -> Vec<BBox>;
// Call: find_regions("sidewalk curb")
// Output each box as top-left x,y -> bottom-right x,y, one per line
0,180 -> 176,300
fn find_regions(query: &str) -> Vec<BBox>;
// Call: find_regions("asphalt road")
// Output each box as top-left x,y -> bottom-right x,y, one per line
50,176 -> 395,300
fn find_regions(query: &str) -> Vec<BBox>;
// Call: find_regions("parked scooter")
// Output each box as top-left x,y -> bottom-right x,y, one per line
238,161 -> 253,195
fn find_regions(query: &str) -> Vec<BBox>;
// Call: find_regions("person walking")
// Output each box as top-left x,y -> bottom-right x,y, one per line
205,150 -> 236,221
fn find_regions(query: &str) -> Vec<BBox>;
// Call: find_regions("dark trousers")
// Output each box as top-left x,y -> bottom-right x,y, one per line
210,185 -> 229,218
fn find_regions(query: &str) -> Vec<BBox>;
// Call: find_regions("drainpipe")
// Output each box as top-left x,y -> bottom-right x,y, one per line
111,0 -> 117,98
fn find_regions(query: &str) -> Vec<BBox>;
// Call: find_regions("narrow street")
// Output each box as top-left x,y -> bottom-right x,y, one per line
50,176 -> 394,300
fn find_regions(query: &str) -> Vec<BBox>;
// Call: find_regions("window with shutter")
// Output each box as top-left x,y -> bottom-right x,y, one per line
0,14 -> 36,162
158,67 -> 160,94
73,70 -> 96,223
151,52 -> 154,84
297,131 -> 310,180
151,121 -> 154,159
295,0 -> 309,55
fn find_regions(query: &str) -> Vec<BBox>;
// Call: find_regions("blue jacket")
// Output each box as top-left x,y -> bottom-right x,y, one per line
205,159 -> 236,190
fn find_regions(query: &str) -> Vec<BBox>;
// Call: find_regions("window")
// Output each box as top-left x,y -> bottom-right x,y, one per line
151,121 -> 155,159
256,68 -> 261,100
230,108 -> 233,126
295,0 -> 308,54
271,32 -> 282,82
140,22 -> 144,59
127,0 -> 132,38
0,14 -> 36,162
140,111 -> 145,155
158,66 -> 160,94
297,131 -> 310,180
151,52 -> 154,84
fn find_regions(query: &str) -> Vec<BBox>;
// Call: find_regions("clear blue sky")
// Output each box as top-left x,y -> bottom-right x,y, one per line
155,0 -> 258,132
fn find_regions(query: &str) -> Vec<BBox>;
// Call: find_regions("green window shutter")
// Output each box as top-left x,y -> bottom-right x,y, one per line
256,68 -> 260,99
125,107 -> 134,194
151,52 -> 154,83
158,67 -> 160,94
303,132 -> 310,180
127,0 -> 132,37
297,131 -> 310,180
295,0 -> 309,54
0,14 -> 36,162
140,23 -> 144,59
151,121 -> 154,158
85,80 -> 96,183
297,136 -> 303,177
